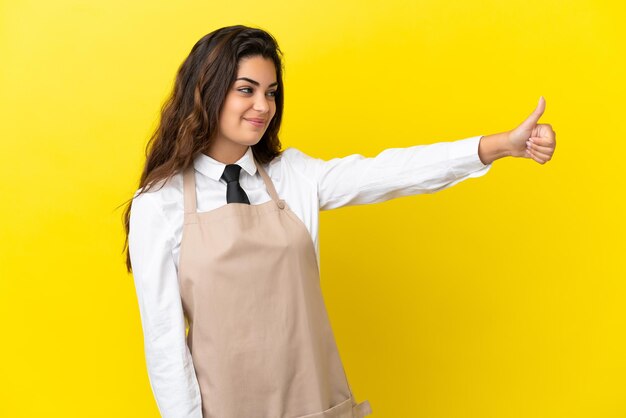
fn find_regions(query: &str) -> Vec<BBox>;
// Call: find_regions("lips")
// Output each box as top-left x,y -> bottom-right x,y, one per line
245,118 -> 266,127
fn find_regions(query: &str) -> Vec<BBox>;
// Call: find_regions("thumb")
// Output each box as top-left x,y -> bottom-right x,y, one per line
518,96 -> 546,130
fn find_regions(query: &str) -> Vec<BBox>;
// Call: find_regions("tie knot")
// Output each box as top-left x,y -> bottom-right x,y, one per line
221,164 -> 242,183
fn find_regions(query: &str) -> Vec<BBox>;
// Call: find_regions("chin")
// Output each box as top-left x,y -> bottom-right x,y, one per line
245,136 -> 264,146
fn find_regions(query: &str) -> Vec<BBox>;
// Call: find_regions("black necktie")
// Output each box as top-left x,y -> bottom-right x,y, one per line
221,164 -> 250,204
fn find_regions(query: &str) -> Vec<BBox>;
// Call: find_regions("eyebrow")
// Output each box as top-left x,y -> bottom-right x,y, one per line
236,77 -> 278,87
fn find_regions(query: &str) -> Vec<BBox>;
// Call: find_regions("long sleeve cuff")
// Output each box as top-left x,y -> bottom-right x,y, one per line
448,135 -> 491,177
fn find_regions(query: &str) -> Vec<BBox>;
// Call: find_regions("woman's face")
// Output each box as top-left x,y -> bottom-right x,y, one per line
209,55 -> 278,162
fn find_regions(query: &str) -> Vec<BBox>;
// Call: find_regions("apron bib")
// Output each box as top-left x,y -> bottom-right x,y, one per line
177,157 -> 373,418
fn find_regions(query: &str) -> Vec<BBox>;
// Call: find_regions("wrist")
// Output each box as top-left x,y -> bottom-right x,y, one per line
478,131 -> 512,165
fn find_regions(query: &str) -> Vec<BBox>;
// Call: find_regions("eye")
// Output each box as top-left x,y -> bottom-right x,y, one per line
238,87 -> 278,97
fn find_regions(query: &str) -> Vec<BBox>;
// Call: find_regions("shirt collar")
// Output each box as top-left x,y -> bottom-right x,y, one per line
193,146 -> 257,181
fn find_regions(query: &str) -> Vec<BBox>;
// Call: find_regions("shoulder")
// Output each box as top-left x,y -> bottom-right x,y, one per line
275,147 -> 322,171
131,171 -> 184,220
268,147 -> 320,188
279,146 -> 317,163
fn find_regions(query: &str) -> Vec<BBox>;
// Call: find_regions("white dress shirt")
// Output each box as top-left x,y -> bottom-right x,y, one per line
128,135 -> 492,418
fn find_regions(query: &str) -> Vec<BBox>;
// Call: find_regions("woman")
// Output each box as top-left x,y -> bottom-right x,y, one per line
121,25 -> 556,418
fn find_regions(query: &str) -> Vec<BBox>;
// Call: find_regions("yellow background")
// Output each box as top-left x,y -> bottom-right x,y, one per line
1,0 -> 624,417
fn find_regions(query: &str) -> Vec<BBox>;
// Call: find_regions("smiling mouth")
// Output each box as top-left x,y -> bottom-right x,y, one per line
245,119 -> 266,127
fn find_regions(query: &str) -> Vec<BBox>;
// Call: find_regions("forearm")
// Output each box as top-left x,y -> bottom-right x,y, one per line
478,131 -> 512,165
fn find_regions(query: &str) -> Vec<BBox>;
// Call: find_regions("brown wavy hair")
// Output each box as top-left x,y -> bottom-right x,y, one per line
118,25 -> 286,273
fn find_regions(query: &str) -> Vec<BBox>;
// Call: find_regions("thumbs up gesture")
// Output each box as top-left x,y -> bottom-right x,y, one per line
507,96 -> 557,164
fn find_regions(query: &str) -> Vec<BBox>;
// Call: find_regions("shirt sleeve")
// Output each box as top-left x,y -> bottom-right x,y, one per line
129,191 -> 203,418
284,135 -> 492,211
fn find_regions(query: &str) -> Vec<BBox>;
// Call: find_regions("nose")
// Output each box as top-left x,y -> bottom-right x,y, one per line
252,93 -> 271,114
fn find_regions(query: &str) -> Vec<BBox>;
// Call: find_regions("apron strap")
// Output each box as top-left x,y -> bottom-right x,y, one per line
352,399 -> 373,417
182,166 -> 197,214
254,158 -> 285,209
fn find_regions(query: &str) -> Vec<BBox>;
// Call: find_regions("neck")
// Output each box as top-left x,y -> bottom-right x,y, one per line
205,142 -> 249,164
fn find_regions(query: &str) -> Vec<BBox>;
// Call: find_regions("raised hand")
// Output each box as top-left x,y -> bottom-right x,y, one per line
507,96 -> 557,164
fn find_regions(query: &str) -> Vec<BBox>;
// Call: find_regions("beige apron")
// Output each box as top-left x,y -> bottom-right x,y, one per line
177,157 -> 373,418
